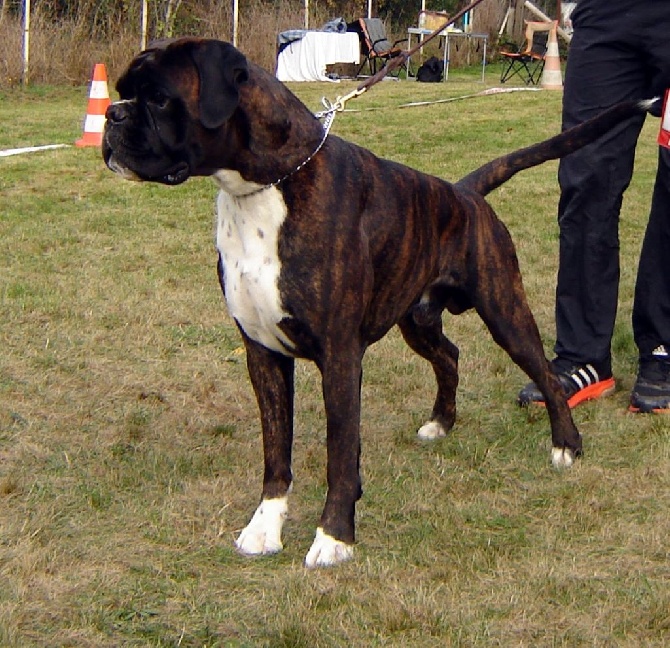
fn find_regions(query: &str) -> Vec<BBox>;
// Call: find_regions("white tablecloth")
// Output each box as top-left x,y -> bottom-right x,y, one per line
276,32 -> 360,82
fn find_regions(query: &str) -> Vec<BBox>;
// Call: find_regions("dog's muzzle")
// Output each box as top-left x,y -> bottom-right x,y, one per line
102,101 -> 191,186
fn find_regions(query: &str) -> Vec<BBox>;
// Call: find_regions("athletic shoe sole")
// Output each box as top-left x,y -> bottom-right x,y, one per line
566,377 -> 616,408
628,403 -> 670,414
531,377 -> 616,409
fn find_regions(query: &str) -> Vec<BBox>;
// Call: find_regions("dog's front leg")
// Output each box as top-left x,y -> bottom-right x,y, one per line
305,350 -> 364,568
235,336 -> 295,556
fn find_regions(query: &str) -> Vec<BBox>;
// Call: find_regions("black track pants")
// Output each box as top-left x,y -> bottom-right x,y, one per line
554,0 -> 670,368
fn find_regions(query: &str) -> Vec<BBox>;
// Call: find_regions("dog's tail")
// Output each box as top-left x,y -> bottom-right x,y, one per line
456,98 -> 660,197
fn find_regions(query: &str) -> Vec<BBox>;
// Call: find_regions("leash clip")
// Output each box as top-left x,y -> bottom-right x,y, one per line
333,87 -> 366,112
314,87 -> 366,120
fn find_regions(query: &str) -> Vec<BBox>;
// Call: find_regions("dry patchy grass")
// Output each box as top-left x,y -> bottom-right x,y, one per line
0,74 -> 669,646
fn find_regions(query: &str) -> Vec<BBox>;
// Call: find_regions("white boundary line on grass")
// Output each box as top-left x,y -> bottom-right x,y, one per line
0,144 -> 70,158
342,86 -> 543,113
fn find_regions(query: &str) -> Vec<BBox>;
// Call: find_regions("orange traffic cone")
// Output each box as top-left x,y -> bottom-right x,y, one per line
76,63 -> 111,147
541,22 -> 563,90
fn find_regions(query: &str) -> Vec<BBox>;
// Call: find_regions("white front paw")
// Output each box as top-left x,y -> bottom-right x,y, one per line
417,420 -> 446,440
235,497 -> 288,556
304,528 -> 354,568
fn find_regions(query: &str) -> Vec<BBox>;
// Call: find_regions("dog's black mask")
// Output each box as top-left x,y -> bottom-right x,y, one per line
102,39 -> 249,185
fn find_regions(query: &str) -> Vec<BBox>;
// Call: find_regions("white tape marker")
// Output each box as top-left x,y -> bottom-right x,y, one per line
0,144 -> 70,158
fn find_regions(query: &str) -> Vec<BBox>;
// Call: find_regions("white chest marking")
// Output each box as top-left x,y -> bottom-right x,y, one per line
214,170 -> 294,355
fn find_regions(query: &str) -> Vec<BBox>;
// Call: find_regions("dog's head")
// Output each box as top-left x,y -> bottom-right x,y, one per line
102,38 -> 249,185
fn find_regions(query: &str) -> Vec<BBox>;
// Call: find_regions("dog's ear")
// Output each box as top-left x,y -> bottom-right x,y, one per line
190,40 -> 249,130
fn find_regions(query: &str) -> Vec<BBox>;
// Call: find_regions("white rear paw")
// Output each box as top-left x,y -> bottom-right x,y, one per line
551,446 -> 575,469
304,528 -> 354,568
235,496 -> 288,556
417,420 -> 446,440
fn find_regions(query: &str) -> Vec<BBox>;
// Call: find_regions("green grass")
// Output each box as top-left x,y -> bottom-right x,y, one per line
1,71 -> 669,646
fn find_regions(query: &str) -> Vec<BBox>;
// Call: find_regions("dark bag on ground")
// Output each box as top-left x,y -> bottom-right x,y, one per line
416,56 -> 443,83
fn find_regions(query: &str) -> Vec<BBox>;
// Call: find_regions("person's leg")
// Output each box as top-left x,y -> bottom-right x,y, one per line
633,148 -> 670,355
554,15 -> 647,373
626,0 -> 670,412
520,3 -> 646,407
630,147 -> 670,412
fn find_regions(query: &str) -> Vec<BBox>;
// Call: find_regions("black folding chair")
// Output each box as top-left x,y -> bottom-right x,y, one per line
349,17 -> 408,76
499,21 -> 551,85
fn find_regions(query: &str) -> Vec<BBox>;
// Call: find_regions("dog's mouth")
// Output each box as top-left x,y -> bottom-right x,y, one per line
105,148 -> 191,186
157,161 -> 190,185
103,121 -> 192,186
105,153 -> 142,182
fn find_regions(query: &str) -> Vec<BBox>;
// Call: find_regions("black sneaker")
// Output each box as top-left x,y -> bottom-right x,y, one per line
518,358 -> 616,409
629,345 -> 670,413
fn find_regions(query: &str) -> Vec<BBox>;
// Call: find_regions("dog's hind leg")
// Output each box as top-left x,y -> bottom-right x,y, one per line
235,336 -> 295,556
473,278 -> 582,468
455,201 -> 582,467
398,312 -> 460,440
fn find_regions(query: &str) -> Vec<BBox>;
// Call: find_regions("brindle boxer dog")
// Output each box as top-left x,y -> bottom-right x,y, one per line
102,38 -> 657,568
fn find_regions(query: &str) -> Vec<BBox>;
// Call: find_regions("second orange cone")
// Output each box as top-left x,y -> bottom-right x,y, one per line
76,63 -> 111,147
540,22 -> 563,90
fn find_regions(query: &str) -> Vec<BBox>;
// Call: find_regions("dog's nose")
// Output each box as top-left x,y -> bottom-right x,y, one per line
106,102 -> 129,123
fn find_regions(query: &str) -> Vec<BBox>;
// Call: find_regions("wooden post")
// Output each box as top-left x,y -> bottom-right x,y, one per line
22,0 -> 30,85
233,0 -> 239,46
140,0 -> 148,50
505,0 -> 526,42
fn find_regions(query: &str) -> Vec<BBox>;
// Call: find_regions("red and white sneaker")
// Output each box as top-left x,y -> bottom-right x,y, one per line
518,358 -> 615,409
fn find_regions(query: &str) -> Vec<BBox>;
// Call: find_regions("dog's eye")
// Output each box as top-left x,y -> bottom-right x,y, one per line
145,87 -> 169,108
152,91 -> 169,108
